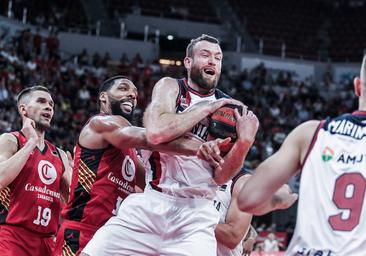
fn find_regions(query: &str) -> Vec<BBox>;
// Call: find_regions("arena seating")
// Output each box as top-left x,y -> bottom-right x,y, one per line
104,0 -> 221,23
0,0 -> 87,31
328,4 -> 366,62
229,0 -> 326,60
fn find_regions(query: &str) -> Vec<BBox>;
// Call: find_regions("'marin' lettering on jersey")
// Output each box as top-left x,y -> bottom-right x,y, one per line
328,120 -> 366,140
337,153 -> 366,164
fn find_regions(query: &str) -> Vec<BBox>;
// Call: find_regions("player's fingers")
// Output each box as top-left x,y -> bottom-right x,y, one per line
234,108 -> 241,120
66,151 -> 73,161
209,144 -> 224,164
289,193 -> 299,206
217,137 -> 231,147
198,145 -> 218,167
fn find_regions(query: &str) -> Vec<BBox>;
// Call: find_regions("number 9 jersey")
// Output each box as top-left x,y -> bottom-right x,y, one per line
287,111 -> 366,256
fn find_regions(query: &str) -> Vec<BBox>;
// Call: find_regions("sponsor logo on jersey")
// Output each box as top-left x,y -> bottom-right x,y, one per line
38,160 -> 57,185
337,153 -> 366,164
321,147 -> 334,162
121,156 -> 136,182
25,184 -> 61,199
107,172 -> 135,194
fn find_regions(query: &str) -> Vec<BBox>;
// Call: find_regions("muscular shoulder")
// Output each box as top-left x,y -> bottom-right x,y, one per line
291,120 -> 321,144
231,174 -> 251,198
286,120 -> 321,162
0,133 -> 17,147
0,133 -> 18,159
153,77 -> 179,94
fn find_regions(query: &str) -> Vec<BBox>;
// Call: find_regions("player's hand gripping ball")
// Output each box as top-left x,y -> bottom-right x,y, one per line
208,104 -> 243,141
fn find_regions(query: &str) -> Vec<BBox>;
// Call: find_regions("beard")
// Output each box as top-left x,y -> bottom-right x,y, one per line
35,120 -> 50,132
109,96 -> 134,121
190,65 -> 219,93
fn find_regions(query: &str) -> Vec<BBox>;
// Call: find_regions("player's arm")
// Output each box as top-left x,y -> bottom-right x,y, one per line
58,149 -> 73,203
242,225 -> 257,256
143,77 -> 242,145
135,156 -> 146,191
91,115 -> 220,157
215,174 -> 253,249
0,118 -> 38,190
213,110 -> 259,185
237,120 -> 320,215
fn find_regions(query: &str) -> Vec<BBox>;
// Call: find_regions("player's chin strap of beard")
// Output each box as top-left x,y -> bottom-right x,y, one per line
110,99 -> 134,121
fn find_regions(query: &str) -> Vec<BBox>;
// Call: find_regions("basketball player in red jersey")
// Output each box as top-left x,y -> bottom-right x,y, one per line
55,76 -> 227,256
0,86 -> 72,256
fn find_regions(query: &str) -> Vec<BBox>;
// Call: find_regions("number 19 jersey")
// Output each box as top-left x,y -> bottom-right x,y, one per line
287,111 -> 366,256
0,131 -> 64,235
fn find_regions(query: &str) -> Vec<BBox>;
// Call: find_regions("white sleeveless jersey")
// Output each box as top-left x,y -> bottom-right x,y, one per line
144,78 -> 230,199
214,180 -> 244,256
286,111 -> 366,256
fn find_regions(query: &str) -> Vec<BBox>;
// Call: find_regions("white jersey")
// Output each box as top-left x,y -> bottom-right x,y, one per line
286,111 -> 366,256
214,179 -> 244,256
144,78 -> 229,199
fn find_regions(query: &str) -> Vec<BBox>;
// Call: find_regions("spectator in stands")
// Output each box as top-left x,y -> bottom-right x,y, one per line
263,232 -> 280,252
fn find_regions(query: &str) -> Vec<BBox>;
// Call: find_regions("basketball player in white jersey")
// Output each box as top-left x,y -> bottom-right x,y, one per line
238,56 -> 366,255
81,34 -> 265,255
215,170 -> 254,256
214,169 -> 297,256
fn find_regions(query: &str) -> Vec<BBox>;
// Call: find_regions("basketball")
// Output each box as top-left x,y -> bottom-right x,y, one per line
208,104 -> 243,141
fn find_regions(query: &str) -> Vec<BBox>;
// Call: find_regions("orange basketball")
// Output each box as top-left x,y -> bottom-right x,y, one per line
208,104 -> 243,141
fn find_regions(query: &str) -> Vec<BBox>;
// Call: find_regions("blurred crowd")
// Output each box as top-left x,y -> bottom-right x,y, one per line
0,28 -> 357,169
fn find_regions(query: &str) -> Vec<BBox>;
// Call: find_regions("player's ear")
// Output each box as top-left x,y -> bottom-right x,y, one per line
184,56 -> 192,71
99,92 -> 107,104
18,103 -> 27,118
354,77 -> 362,97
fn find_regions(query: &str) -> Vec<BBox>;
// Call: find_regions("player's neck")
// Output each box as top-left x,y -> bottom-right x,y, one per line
35,129 -> 46,148
358,99 -> 366,111
186,78 -> 213,95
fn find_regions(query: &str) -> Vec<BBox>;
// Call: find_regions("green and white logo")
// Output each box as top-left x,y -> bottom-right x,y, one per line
322,147 -> 334,162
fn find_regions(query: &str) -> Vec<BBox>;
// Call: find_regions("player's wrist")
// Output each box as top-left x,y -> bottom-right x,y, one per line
235,138 -> 254,148
25,138 -> 37,148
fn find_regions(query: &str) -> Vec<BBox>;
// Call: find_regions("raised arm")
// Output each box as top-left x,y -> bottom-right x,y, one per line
143,77 -> 241,145
237,120 -> 320,214
0,118 -> 38,190
215,174 -> 253,249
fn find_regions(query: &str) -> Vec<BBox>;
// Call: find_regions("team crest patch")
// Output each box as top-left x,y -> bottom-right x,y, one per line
121,156 -> 136,182
38,160 -> 57,185
321,146 -> 334,162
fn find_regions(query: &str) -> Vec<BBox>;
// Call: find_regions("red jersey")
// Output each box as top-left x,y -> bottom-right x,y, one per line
62,121 -> 137,228
0,131 -> 64,235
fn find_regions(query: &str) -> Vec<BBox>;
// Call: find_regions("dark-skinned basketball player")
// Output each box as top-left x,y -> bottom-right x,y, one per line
54,76 -> 227,255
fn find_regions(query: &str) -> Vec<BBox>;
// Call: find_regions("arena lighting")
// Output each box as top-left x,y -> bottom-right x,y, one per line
167,35 -> 174,40
159,59 -> 181,66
